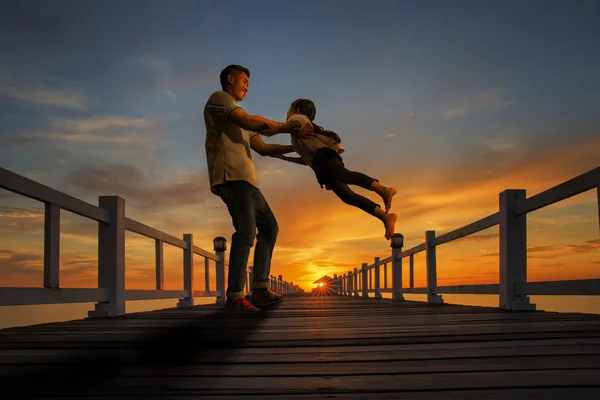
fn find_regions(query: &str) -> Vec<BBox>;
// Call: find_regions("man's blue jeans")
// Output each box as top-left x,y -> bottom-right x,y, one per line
214,180 -> 278,300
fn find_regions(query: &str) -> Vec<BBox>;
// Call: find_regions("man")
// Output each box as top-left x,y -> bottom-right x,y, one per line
204,64 -> 311,311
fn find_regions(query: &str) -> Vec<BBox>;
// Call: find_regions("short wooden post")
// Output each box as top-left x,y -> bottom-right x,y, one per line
155,239 -> 164,290
361,263 -> 368,297
374,257 -> 382,298
90,196 -> 125,317
44,203 -> 60,289
499,190 -> 535,310
391,233 -> 404,300
213,236 -> 227,305
425,230 -> 443,304
177,234 -> 195,307
353,267 -> 359,296
204,257 -> 210,292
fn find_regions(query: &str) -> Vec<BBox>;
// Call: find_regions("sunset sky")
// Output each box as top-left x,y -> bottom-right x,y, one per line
1,0 -> 599,296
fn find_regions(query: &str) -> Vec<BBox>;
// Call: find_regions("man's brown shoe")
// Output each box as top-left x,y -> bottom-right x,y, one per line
252,289 -> 284,306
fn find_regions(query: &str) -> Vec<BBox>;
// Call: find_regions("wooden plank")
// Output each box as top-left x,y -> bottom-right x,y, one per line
124,217 -> 187,249
400,242 -> 426,258
125,290 -> 188,301
517,279 -> 600,295
0,167 -> 110,223
3,336 -> 599,363
435,212 -> 500,246
192,244 -> 219,261
0,287 -> 108,306
513,166 -> 600,217
124,218 -> 219,261
3,318 -> 599,344
434,283 -> 499,294
11,369 -> 597,394
34,387 -> 600,400
4,355 -> 600,378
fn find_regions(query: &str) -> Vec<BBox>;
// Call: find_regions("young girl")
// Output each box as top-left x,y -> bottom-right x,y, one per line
264,98 -> 397,240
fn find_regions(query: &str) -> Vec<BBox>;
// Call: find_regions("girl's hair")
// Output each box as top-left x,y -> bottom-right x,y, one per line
291,99 -> 316,121
290,98 -> 341,143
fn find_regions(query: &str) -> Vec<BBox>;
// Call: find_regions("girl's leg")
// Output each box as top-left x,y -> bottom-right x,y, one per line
330,181 -> 397,239
344,170 -> 396,212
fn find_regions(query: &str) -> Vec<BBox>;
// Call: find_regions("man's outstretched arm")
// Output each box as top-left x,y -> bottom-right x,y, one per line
227,107 -> 284,133
249,135 -> 295,157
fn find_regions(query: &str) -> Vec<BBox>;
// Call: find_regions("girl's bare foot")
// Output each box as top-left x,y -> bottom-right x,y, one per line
383,212 -> 398,240
382,187 -> 396,212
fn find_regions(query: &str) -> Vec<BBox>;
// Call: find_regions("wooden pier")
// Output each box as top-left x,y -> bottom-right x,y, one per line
2,294 -> 600,399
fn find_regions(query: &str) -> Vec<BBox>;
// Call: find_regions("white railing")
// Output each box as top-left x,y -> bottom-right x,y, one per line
0,167 -> 302,317
334,167 -> 600,310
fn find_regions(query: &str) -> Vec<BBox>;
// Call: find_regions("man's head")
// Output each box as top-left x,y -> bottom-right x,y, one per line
220,65 -> 250,101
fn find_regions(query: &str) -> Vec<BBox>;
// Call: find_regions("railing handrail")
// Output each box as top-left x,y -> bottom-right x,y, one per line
334,166 -> 600,310
0,167 -> 303,316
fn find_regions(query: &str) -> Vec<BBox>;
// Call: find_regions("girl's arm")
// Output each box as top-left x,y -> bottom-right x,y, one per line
272,154 -> 307,165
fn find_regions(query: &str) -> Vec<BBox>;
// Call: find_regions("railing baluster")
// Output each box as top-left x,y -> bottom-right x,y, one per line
499,190 -> 535,310
362,263 -> 368,297
383,262 -> 388,289
213,237 -> 227,305
155,239 -> 163,290
409,254 -> 414,289
374,257 -> 382,298
90,196 -> 126,317
44,203 -> 60,289
425,230 -> 443,304
204,257 -> 210,292
178,233 -> 194,307
391,234 -> 404,300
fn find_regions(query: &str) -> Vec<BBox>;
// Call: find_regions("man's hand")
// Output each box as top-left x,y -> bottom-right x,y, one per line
260,123 -> 279,137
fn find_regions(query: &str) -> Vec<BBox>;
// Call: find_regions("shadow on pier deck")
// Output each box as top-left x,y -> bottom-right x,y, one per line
2,295 -> 600,399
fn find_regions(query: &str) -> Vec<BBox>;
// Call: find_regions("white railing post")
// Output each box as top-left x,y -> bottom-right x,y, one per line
409,254 -> 414,289
44,202 -> 60,289
391,233 -> 404,300
204,257 -> 210,292
425,230 -> 444,304
499,190 -> 535,310
374,257 -> 382,298
361,263 -> 368,297
342,274 -> 347,295
347,270 -> 353,296
383,263 -> 388,289
155,239 -> 164,290
278,275 -> 283,293
213,236 -> 227,305
177,234 -> 195,307
89,196 -> 125,317
353,267 -> 359,296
